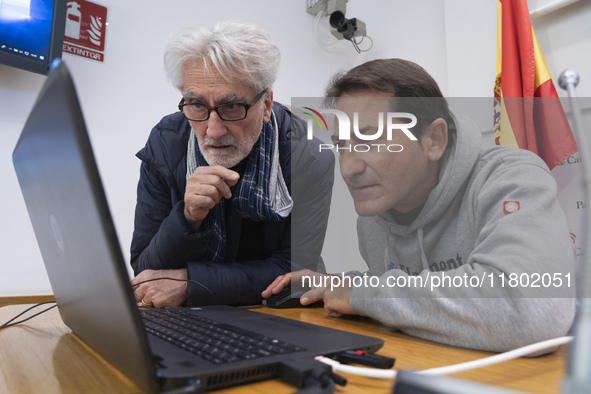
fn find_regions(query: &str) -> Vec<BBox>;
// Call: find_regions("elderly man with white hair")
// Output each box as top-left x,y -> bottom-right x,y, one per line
130,22 -> 334,308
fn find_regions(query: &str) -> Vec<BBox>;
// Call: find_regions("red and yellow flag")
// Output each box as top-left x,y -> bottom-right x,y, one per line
493,0 -> 577,170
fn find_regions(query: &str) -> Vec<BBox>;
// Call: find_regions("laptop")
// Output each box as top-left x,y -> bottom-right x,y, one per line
12,60 -> 383,393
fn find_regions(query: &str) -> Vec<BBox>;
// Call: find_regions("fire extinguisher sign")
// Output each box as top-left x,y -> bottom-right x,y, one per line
63,1 -> 108,62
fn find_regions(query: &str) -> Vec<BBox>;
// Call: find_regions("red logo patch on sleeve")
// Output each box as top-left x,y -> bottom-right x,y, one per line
504,201 -> 520,214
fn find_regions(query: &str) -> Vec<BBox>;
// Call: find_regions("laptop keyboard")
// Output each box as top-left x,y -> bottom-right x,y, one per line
140,308 -> 306,365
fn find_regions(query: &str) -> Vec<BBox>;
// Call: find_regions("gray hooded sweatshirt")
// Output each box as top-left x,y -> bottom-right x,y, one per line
349,113 -> 575,353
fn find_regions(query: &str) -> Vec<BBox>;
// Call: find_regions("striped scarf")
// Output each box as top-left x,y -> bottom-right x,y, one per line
186,111 -> 292,262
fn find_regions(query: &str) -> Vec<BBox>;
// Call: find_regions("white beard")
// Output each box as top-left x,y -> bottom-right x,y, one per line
196,128 -> 261,168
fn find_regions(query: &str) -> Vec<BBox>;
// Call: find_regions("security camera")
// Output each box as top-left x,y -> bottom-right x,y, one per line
326,0 -> 366,41
329,13 -> 366,40
307,0 -> 372,53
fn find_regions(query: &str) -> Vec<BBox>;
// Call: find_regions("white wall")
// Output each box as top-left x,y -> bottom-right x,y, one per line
0,0 -> 448,296
532,0 -> 591,98
1,0 -> 588,296
443,0 -> 497,98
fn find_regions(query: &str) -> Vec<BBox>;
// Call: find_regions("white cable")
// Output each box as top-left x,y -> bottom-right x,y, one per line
352,35 -> 374,53
316,335 -> 573,379
314,10 -> 339,47
419,336 -> 572,376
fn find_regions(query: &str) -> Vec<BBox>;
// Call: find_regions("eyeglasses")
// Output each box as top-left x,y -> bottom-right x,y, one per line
178,88 -> 268,122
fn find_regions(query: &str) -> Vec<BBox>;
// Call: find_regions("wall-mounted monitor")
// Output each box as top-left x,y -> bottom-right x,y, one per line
0,0 -> 67,75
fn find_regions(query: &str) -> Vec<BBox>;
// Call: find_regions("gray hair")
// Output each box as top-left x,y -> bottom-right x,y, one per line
163,21 -> 281,93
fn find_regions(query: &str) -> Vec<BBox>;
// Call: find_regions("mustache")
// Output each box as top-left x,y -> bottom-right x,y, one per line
201,135 -> 236,147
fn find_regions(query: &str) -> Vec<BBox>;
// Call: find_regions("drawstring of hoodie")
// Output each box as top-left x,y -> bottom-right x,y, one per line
384,229 -> 392,271
384,227 -> 399,272
417,227 -> 430,270
384,226 -> 430,272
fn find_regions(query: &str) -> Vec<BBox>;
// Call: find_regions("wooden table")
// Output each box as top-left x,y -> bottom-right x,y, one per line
0,303 -> 568,393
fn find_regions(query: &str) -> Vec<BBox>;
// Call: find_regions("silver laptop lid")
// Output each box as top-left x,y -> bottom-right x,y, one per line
13,60 -> 158,393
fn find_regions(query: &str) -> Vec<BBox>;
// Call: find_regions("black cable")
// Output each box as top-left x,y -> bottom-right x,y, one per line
320,375 -> 337,393
1,278 -> 216,329
350,38 -> 361,54
132,277 -> 217,305
0,302 -> 57,330
1,301 -> 55,326
295,374 -> 336,394
278,359 -> 343,394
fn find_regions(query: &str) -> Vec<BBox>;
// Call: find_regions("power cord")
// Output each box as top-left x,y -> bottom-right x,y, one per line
295,376 -> 335,394
0,301 -> 57,330
316,335 -> 573,379
278,358 -> 346,394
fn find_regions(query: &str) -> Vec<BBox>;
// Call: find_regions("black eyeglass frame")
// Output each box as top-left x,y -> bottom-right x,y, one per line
178,88 -> 268,122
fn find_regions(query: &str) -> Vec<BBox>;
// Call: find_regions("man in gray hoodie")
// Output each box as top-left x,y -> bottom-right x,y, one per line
263,58 -> 575,353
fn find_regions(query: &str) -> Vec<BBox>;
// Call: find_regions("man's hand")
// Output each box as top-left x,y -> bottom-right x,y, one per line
261,269 -> 329,306
131,269 -> 188,308
323,283 -> 356,317
184,165 -> 240,229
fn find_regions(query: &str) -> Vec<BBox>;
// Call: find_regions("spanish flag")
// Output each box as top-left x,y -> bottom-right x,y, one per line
493,0 -> 577,170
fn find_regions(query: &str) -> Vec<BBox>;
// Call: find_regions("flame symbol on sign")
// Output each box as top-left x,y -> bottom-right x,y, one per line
88,15 -> 103,46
